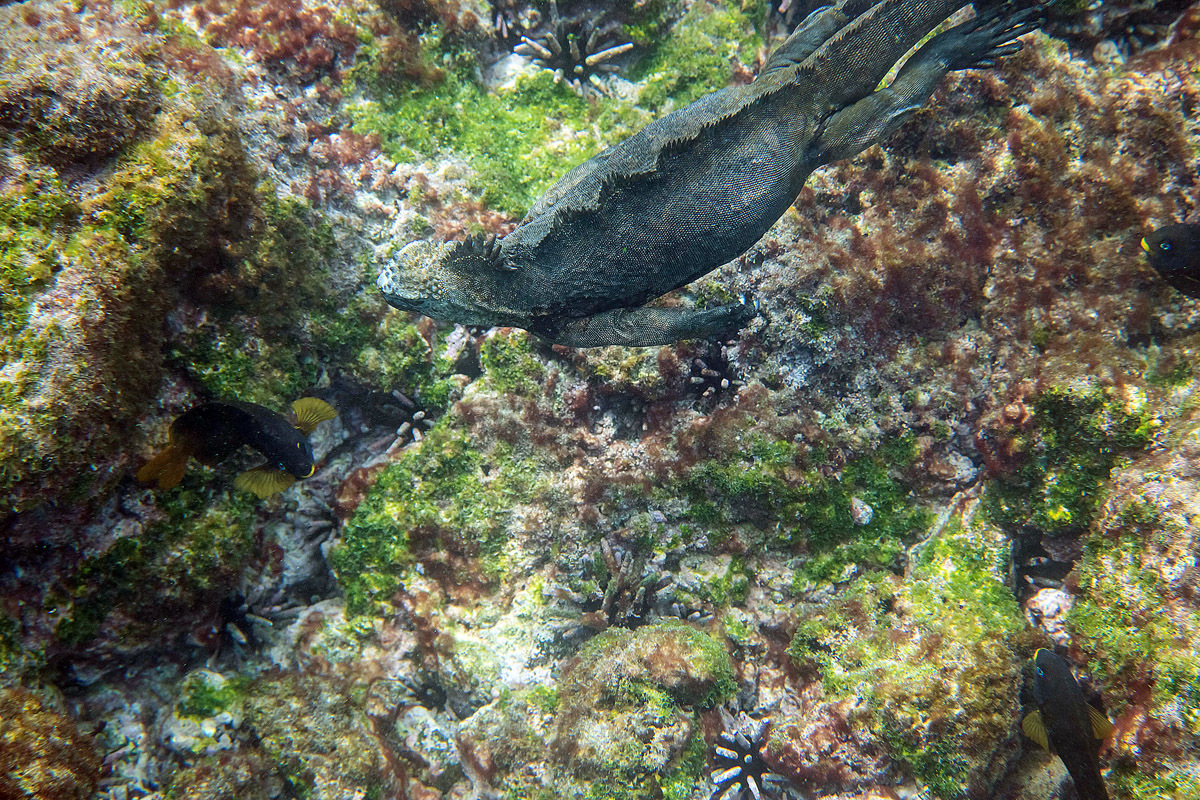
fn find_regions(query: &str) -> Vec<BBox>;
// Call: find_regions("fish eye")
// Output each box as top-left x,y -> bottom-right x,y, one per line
1037,667 -> 1044,677
1161,241 -> 1172,251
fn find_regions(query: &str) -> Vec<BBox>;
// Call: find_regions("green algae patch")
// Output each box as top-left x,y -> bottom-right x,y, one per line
330,422 -> 542,614
985,383 -> 1156,535
0,66 -> 345,514
672,434 -> 930,583
0,11 -> 161,166
1061,428 -> 1200,797
480,328 -> 546,395
347,0 -> 759,218
542,621 -> 732,799
49,480 -> 260,649
1069,495 -> 1200,722
786,499 -> 1028,798
631,0 -> 761,109
237,672 -> 390,799
350,55 -> 651,218
347,311 -> 461,413
0,173 -> 76,347
177,670 -> 249,720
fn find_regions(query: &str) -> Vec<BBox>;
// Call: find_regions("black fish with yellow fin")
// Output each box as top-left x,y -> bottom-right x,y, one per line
1142,223 -> 1200,298
1022,648 -> 1114,800
137,398 -> 337,498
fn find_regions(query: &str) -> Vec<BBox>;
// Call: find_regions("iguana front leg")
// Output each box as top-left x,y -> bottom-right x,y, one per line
811,3 -> 1041,164
540,299 -> 758,347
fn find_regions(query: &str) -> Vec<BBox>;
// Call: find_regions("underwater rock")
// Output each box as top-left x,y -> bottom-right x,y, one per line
237,672 -> 395,798
1065,415 -> 1200,796
459,620 -> 732,798
0,687 -> 103,800
781,490 -> 1031,797
0,4 -> 160,165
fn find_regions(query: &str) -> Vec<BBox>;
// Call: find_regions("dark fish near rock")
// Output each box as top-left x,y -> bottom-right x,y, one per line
137,398 -> 337,498
1022,648 -> 1114,800
1142,223 -> 1200,298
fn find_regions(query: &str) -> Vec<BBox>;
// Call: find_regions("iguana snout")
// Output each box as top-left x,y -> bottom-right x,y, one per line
377,240 -> 458,317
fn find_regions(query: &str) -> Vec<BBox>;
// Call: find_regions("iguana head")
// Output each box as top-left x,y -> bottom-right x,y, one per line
377,239 -> 507,326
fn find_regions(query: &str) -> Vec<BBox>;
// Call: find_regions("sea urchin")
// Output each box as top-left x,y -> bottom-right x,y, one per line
514,0 -> 632,97
710,710 -> 792,800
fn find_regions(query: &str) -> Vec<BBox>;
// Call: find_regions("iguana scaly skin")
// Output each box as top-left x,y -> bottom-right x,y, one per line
379,0 -> 1040,347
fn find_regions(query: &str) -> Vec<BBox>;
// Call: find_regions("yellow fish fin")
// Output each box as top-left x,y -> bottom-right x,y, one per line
1089,705 -> 1114,740
292,397 -> 337,435
234,466 -> 297,499
1022,710 -> 1050,752
137,443 -> 189,490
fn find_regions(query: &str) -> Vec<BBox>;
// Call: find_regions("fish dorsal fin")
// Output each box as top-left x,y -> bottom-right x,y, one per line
234,466 -> 297,499
292,397 -> 337,435
1089,706 -> 1114,741
1022,710 -> 1050,752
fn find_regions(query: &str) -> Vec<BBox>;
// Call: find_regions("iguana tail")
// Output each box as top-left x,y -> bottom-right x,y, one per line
800,0 -> 969,105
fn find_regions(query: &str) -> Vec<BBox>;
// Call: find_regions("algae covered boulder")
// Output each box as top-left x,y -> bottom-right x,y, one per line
464,620 -> 732,799
0,687 -> 102,800
0,4 -> 160,165
237,672 -> 393,799
785,492 -> 1032,797
1065,416 -> 1200,798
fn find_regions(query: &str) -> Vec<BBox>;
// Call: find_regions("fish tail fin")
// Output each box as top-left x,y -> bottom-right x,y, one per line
234,466 -> 297,499
292,397 -> 337,435
137,443 -> 190,490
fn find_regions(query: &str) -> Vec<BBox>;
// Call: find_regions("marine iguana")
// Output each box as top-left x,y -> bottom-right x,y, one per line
379,0 -> 1041,347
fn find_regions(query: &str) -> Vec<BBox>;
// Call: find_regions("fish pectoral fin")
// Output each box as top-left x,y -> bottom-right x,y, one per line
234,466 -> 297,499
1022,710 -> 1051,752
292,397 -> 337,435
1089,705 -> 1115,741
137,443 -> 189,490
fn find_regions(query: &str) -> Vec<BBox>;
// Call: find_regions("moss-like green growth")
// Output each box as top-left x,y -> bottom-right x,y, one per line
347,0 -> 758,218
1108,765 -> 1200,800
986,384 -> 1156,535
785,506 -> 1028,798
49,479 -> 259,648
350,48 -> 651,217
329,421 -> 541,614
178,670 -> 249,720
237,672 -> 389,799
1069,508 -> 1200,716
479,329 -> 546,396
672,435 -> 930,585
658,724 -> 707,800
0,17 -> 160,165
164,749 -> 280,800
0,73 -> 349,513
0,173 -> 76,348
347,311 -> 460,413
631,0 -> 761,109
541,621 -> 731,799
